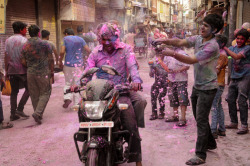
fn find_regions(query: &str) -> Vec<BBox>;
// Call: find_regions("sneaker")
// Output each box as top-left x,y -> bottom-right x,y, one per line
186,156 -> 205,165
10,114 -> 20,121
236,125 -> 249,135
32,113 -> 42,124
212,132 -> 218,139
165,116 -> 179,122
63,99 -> 72,108
149,114 -> 158,120
206,144 -> 217,150
16,111 -> 30,118
225,123 -> 238,129
158,112 -> 165,119
218,130 -> 226,136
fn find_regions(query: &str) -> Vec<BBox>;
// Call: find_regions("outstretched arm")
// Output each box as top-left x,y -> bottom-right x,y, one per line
224,47 -> 244,60
162,48 -> 198,64
172,66 -> 190,73
153,38 -> 189,48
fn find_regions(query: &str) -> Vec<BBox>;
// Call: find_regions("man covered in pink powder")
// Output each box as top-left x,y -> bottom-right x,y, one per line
82,22 -> 147,166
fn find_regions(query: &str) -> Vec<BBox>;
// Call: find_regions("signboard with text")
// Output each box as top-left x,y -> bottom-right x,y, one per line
172,15 -> 178,22
0,0 -> 5,34
60,0 -> 95,22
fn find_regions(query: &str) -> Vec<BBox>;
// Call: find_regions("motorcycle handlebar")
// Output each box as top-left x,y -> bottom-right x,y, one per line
64,84 -> 143,95
64,87 -> 86,94
115,84 -> 143,92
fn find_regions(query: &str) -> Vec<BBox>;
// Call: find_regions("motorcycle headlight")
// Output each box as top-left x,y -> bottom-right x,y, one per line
84,101 -> 108,119
118,103 -> 128,110
71,105 -> 79,111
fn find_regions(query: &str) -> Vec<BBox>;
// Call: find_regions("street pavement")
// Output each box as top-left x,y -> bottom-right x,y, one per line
0,50 -> 250,166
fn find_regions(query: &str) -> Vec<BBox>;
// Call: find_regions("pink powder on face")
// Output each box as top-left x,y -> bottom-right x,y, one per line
99,23 -> 121,48
189,148 -> 195,153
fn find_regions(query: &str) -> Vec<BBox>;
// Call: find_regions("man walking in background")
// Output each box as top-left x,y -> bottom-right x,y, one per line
59,28 -> 91,109
21,25 -> 54,124
41,29 -> 59,66
4,21 -> 30,121
84,27 -> 97,50
76,25 -> 94,67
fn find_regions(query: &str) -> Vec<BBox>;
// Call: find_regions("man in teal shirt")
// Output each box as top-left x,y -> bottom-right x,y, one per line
59,28 -> 91,109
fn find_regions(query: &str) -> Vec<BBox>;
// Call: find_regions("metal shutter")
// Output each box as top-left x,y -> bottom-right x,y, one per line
0,0 -> 36,69
243,0 -> 250,23
42,0 -> 57,47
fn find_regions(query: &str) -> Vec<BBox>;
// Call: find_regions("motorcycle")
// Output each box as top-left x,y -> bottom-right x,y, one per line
66,65 -> 138,166
134,37 -> 148,58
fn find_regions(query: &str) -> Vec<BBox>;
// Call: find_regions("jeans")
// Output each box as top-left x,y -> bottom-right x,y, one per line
130,91 -> 147,128
63,66 -> 83,105
151,75 -> 168,114
211,86 -> 225,133
227,75 -> 250,126
118,95 -> 142,162
9,74 -> 29,115
0,99 -> 3,123
191,87 -> 217,160
27,74 -> 51,118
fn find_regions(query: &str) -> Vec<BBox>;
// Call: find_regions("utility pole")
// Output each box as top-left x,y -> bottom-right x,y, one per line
147,0 -> 149,14
182,0 -> 184,28
170,0 -> 172,25
229,0 -> 237,45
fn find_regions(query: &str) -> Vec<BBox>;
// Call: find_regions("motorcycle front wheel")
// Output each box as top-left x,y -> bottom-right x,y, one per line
85,149 -> 106,166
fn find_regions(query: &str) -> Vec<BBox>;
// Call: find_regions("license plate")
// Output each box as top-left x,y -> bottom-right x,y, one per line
79,121 -> 114,128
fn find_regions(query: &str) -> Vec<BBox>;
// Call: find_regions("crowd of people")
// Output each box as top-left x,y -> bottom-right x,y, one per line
151,14 -> 250,165
0,13 -> 249,165
123,14 -> 250,165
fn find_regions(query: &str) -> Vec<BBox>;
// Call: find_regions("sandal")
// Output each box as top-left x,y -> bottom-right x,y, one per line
177,120 -> 187,127
186,156 -> 205,165
165,116 -> 179,122
149,114 -> 158,120
0,122 -> 13,130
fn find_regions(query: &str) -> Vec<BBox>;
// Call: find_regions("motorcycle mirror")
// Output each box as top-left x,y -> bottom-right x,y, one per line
82,67 -> 100,78
101,65 -> 121,76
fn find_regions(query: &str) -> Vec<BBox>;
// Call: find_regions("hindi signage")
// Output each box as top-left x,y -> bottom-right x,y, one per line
0,0 -> 6,34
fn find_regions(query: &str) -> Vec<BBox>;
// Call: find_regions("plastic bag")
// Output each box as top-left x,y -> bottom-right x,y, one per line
2,80 -> 11,96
